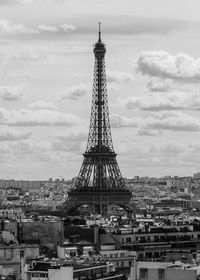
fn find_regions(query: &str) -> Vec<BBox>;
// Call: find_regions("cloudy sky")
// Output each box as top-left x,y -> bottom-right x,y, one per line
1,0 -> 200,180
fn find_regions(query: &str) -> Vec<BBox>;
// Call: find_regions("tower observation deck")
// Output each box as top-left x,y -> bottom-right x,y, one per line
68,24 -> 132,214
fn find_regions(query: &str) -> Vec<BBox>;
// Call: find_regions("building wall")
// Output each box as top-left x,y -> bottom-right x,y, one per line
4,221 -> 64,249
0,263 -> 21,280
64,225 -> 99,244
0,245 -> 39,280
109,231 -> 200,245
49,267 -> 73,280
138,268 -> 196,280
4,221 -> 18,236
0,245 -> 39,261
20,221 -> 64,249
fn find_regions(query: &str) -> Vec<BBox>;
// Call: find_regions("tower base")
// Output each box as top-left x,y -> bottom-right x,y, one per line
68,187 -> 132,215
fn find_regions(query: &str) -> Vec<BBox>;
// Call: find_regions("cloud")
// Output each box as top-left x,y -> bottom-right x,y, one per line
0,84 -> 26,101
110,110 -> 200,132
0,19 -> 38,34
38,24 -> 77,33
37,25 -> 58,32
11,51 -> 45,61
52,129 -> 87,154
52,141 -> 83,153
160,143 -> 184,155
107,71 -> 134,84
0,0 -> 65,5
0,19 -> 77,36
0,129 -> 31,141
136,51 -> 200,82
110,114 -> 138,128
0,107 -> 83,126
59,24 -> 77,32
146,79 -> 171,92
27,100 -> 56,110
145,111 -> 200,132
58,84 -> 88,101
137,129 -> 162,136
54,130 -> 87,142
124,91 -> 200,111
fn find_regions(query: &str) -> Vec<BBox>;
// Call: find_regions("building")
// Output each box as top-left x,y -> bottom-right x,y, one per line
100,225 -> 200,261
26,259 -> 127,280
4,220 -> 64,250
100,243 -> 136,278
0,244 -> 39,280
136,261 -> 199,280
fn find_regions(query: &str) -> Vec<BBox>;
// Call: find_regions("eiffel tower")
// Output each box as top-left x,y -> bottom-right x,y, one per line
68,24 -> 132,214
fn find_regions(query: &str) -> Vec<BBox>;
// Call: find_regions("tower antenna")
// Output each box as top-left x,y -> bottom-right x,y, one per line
98,22 -> 101,42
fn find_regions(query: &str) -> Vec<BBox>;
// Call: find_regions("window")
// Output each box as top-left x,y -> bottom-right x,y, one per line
126,237 -> 131,243
20,250 -> 24,258
40,273 -> 47,278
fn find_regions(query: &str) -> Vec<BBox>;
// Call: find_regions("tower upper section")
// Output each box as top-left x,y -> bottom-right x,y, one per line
93,22 -> 106,57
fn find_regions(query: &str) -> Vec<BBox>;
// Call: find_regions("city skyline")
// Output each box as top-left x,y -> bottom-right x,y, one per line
1,0 -> 200,179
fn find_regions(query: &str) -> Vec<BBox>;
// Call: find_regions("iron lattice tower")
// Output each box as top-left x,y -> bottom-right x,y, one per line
68,24 -> 132,214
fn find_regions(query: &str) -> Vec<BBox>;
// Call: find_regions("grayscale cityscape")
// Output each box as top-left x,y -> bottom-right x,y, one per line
0,1 -> 199,280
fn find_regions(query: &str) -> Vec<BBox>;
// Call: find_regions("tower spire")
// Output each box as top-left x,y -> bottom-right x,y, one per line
98,22 -> 101,42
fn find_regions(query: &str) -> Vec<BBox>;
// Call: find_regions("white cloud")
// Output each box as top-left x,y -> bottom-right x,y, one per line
0,19 -> 77,36
136,51 -> 200,82
27,100 -> 56,110
0,107 -> 83,126
0,19 -> 38,34
122,90 -> 200,111
58,84 -> 88,101
0,84 -> 26,101
107,71 -> 134,84
59,24 -> 77,32
38,24 -> 58,32
11,51 -> 45,61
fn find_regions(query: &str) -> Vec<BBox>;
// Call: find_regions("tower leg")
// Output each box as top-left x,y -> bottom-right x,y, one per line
100,196 -> 102,215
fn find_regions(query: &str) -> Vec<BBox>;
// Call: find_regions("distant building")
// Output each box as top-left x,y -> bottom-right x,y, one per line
194,172 -> 200,178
